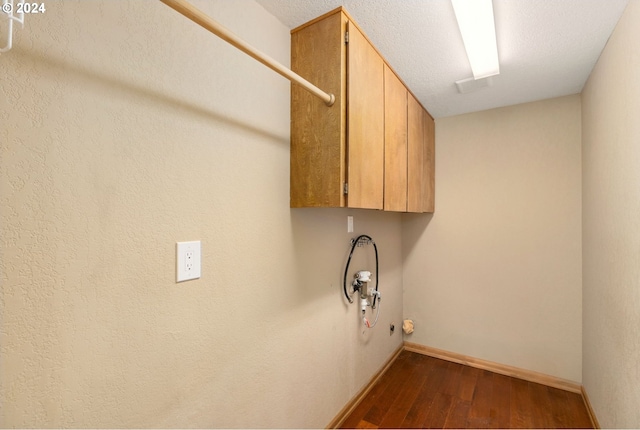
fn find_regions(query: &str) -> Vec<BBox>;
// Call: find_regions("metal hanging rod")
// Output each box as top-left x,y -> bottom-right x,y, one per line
0,0 -> 26,54
159,0 -> 335,107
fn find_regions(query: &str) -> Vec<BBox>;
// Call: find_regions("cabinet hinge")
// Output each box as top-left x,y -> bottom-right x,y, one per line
343,183 -> 349,194
345,31 -> 349,44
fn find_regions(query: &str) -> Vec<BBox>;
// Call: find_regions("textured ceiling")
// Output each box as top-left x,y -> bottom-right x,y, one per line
255,0 -> 629,118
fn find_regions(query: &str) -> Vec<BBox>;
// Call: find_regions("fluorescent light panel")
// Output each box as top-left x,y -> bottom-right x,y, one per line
452,0 -> 500,79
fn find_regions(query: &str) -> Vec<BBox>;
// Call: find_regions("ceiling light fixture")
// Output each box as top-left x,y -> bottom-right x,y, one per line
451,0 -> 500,79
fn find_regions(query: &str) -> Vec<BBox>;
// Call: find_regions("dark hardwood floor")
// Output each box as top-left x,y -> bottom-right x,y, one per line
340,350 -> 593,429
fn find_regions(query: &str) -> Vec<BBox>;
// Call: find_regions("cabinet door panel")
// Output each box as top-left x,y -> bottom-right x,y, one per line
383,66 -> 408,212
290,12 -> 346,207
407,94 -> 425,213
347,22 -> 384,209
423,113 -> 435,212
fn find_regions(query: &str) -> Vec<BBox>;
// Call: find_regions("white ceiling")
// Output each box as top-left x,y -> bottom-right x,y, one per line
255,0 -> 629,118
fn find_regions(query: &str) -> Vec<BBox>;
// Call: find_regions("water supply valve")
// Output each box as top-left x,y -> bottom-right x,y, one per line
352,270 -> 372,294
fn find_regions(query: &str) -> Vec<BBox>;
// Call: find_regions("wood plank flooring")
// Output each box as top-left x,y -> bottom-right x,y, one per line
340,351 -> 593,429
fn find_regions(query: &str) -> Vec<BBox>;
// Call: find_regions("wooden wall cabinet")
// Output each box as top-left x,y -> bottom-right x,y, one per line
290,7 -> 434,213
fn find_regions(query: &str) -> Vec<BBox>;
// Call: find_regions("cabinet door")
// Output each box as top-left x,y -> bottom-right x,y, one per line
407,94 -> 425,213
290,12 -> 346,208
383,66 -> 408,212
407,99 -> 435,213
423,113 -> 435,212
346,21 -> 384,209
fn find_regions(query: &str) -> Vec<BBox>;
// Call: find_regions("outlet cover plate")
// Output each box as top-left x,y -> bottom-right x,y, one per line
176,240 -> 201,282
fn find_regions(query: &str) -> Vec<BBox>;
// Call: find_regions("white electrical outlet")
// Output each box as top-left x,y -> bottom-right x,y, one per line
347,216 -> 354,233
176,241 -> 201,282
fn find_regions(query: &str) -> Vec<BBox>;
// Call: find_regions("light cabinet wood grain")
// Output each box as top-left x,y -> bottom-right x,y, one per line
407,95 -> 435,213
383,66 -> 408,212
407,94 -> 425,213
346,21 -> 385,210
423,114 -> 435,212
290,11 -> 346,208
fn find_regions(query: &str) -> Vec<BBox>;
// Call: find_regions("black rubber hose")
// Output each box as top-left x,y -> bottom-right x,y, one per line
372,240 -> 379,308
343,234 -> 378,304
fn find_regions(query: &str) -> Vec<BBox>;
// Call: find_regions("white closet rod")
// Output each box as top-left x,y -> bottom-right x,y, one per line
160,0 -> 336,107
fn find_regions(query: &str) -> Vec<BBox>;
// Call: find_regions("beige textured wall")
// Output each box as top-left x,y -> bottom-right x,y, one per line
582,1 -> 640,427
403,95 -> 583,382
0,1 -> 404,427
